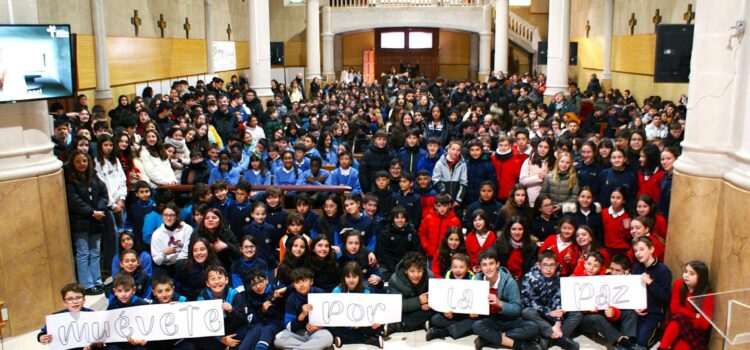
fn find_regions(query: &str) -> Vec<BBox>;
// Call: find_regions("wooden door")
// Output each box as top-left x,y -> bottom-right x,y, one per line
374,28 -> 439,79
362,50 -> 375,83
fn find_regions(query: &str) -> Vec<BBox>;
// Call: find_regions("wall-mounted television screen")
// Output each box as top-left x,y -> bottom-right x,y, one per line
0,24 -> 74,103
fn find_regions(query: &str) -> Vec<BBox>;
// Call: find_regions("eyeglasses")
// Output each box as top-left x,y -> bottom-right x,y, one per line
540,263 -> 558,270
163,213 -> 177,218
241,245 -> 256,250
65,296 -> 84,302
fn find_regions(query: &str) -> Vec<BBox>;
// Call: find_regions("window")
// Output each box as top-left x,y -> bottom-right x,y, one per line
380,32 -> 405,49
408,32 -> 432,49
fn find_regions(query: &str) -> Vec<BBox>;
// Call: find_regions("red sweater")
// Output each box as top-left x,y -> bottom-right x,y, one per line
506,248 -> 525,279
602,208 -> 631,251
652,214 -> 668,242
539,235 -> 580,276
491,149 -> 528,200
466,231 -> 497,268
637,169 -> 665,204
669,279 -> 713,330
418,209 -> 461,259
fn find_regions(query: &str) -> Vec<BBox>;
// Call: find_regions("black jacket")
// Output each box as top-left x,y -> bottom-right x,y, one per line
212,109 -> 238,145
359,143 -> 397,193
376,223 -> 421,276
66,175 -> 109,233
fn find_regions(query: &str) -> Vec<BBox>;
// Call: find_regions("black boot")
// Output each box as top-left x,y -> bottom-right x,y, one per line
552,337 -> 580,350
425,328 -> 448,341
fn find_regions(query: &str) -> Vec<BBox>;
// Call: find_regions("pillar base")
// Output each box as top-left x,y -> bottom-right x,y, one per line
478,73 -> 489,82
600,79 -> 612,92
322,73 -> 335,83
0,169 -> 75,335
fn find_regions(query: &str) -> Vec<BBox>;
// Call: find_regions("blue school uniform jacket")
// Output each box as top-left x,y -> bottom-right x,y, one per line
632,260 -> 672,317
326,167 -> 362,195
296,169 -> 331,186
319,148 -> 339,166
242,169 -> 272,198
285,287 -> 325,332
228,200 -> 253,239
416,148 -> 444,176
398,145 -> 427,175
302,210 -> 322,237
242,221 -> 279,267
197,287 -> 247,335
265,204 -> 288,248
463,199 -> 503,230
392,191 -> 422,229
128,199 -> 155,242
273,166 -> 301,185
575,161 -> 602,190
244,283 -> 284,326
150,293 -> 187,304
340,213 -> 375,251
211,197 -> 236,222
38,308 -> 94,343
107,294 -> 150,310
594,167 -> 638,208
209,166 -> 242,187
231,256 -> 270,291
142,210 -> 163,245
465,152 -> 498,205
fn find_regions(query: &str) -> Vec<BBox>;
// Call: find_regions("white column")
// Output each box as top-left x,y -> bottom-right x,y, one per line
334,35 -> 343,73
544,0 -> 571,97
306,0 -> 321,80
494,0 -> 509,75
205,0 -> 215,75
469,33 -> 479,75
677,0 -> 748,188
90,0 -> 112,101
478,5 -> 493,79
601,0 -> 613,80
321,5 -> 334,80
248,0 -> 273,97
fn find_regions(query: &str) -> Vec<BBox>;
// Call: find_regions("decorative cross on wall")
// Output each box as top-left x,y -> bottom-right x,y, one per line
652,9 -> 662,28
684,4 -> 695,25
585,20 -> 591,38
628,13 -> 637,35
157,14 -> 167,38
131,10 -> 142,37
183,18 -> 191,39
226,23 -> 232,40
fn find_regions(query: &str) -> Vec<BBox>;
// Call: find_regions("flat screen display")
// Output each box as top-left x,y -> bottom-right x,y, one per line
0,25 -> 74,103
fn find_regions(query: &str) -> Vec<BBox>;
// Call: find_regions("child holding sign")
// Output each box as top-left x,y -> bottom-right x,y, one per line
274,267 -> 334,350
106,274 -> 151,350
426,253 -> 479,341
385,251 -> 435,336
631,236 -> 672,348
658,261 -> 713,350
520,251 -> 581,350
539,215 -> 580,276
239,267 -> 284,350
195,265 -> 248,350
148,275 -> 195,350
471,250 -> 542,350
37,283 -> 98,349
329,262 -> 385,348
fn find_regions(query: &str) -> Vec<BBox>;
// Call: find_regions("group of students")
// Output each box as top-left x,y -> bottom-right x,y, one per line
47,70 -> 711,350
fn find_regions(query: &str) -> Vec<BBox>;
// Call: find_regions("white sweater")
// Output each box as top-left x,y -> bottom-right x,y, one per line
95,158 -> 127,208
139,147 -> 178,186
150,223 -> 193,266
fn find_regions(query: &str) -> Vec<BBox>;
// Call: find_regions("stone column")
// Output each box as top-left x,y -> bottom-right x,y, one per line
334,34 -> 343,74
494,0 -> 509,75
0,0 -> 74,336
205,0 -> 215,76
90,0 -> 112,108
321,5 -> 335,82
306,0 -> 322,85
469,33 -> 479,80
544,0 -> 571,97
478,5 -> 493,81
601,0 -> 613,86
248,0 -> 273,97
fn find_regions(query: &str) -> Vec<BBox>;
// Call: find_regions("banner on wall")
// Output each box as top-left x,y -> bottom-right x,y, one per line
213,41 -> 236,72
560,275 -> 647,311
308,293 -> 402,327
44,300 -> 224,350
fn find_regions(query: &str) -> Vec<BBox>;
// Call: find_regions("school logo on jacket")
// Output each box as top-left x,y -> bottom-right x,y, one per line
246,217 -> 251,222
265,238 -> 271,244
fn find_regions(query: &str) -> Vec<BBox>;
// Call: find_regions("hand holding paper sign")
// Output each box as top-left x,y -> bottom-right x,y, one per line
427,279 -> 490,315
560,275 -> 647,311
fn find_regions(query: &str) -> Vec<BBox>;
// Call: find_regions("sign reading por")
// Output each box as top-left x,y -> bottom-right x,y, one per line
560,275 -> 647,311
428,279 -> 490,315
45,300 -> 224,350
308,293 -> 402,327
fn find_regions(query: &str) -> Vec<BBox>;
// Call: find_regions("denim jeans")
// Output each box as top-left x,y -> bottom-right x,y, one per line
73,231 -> 102,289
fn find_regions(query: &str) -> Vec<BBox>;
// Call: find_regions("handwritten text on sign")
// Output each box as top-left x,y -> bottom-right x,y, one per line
308,293 -> 402,327
560,275 -> 647,311
45,300 -> 224,350
428,279 -> 490,315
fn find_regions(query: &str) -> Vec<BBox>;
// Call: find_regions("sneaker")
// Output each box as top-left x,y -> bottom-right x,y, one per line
84,286 -> 104,295
364,335 -> 384,349
612,338 -> 633,350
474,337 -> 487,350
553,337 -> 580,350
384,322 -> 404,338
333,336 -> 342,348
424,320 -> 430,331
520,340 -> 544,350
425,328 -> 448,341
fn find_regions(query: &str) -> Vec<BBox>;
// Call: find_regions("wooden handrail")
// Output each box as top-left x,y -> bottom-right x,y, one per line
160,184 -> 352,193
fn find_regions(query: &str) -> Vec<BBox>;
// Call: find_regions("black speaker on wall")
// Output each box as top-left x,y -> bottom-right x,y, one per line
271,42 -> 284,65
654,24 -> 693,83
537,41 -> 577,65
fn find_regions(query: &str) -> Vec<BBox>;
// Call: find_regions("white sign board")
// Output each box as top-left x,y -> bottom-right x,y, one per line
308,293 -> 402,327
45,300 -> 224,350
213,41 -> 237,72
560,275 -> 647,311
428,279 -> 490,315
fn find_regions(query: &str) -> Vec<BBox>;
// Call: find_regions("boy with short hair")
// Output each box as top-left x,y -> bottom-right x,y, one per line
359,130 -> 397,193
296,194 -> 321,237
398,129 -> 426,175
142,188 -> 174,247
148,275 -> 194,350
127,181 -> 155,248
521,251 -> 581,350
293,143 -> 311,172
463,181 -> 503,230
107,274 -> 150,350
274,267 -> 334,350
210,180 -> 235,220
391,172 -> 422,228
180,183 -> 212,226
38,283 -> 97,348
466,139 -> 497,205
52,119 -> 71,160
385,251 -> 435,336
196,265 -> 248,350
415,169 -> 437,218
264,188 -> 288,247
416,137 -> 443,176
472,250 -> 542,350
419,193 -> 461,266
241,267 -> 285,350
279,212 -> 312,261
228,181 -> 253,239
371,170 -> 394,217
297,157 -> 329,205
326,151 -> 362,195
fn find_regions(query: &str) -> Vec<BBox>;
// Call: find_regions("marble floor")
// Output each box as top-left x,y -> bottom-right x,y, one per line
0,294 -> 633,350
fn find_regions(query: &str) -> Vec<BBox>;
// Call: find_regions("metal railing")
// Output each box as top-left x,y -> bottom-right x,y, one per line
328,0 -> 482,7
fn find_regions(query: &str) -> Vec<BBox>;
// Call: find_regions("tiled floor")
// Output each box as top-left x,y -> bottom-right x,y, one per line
0,294 -> 623,350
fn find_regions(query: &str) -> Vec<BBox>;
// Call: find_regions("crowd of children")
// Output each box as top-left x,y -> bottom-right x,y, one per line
47,71 -> 714,350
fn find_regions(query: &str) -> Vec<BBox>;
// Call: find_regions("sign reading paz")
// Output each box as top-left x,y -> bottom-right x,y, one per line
45,300 -> 224,350
308,293 -> 402,327
428,279 -> 490,315
561,275 -> 647,311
